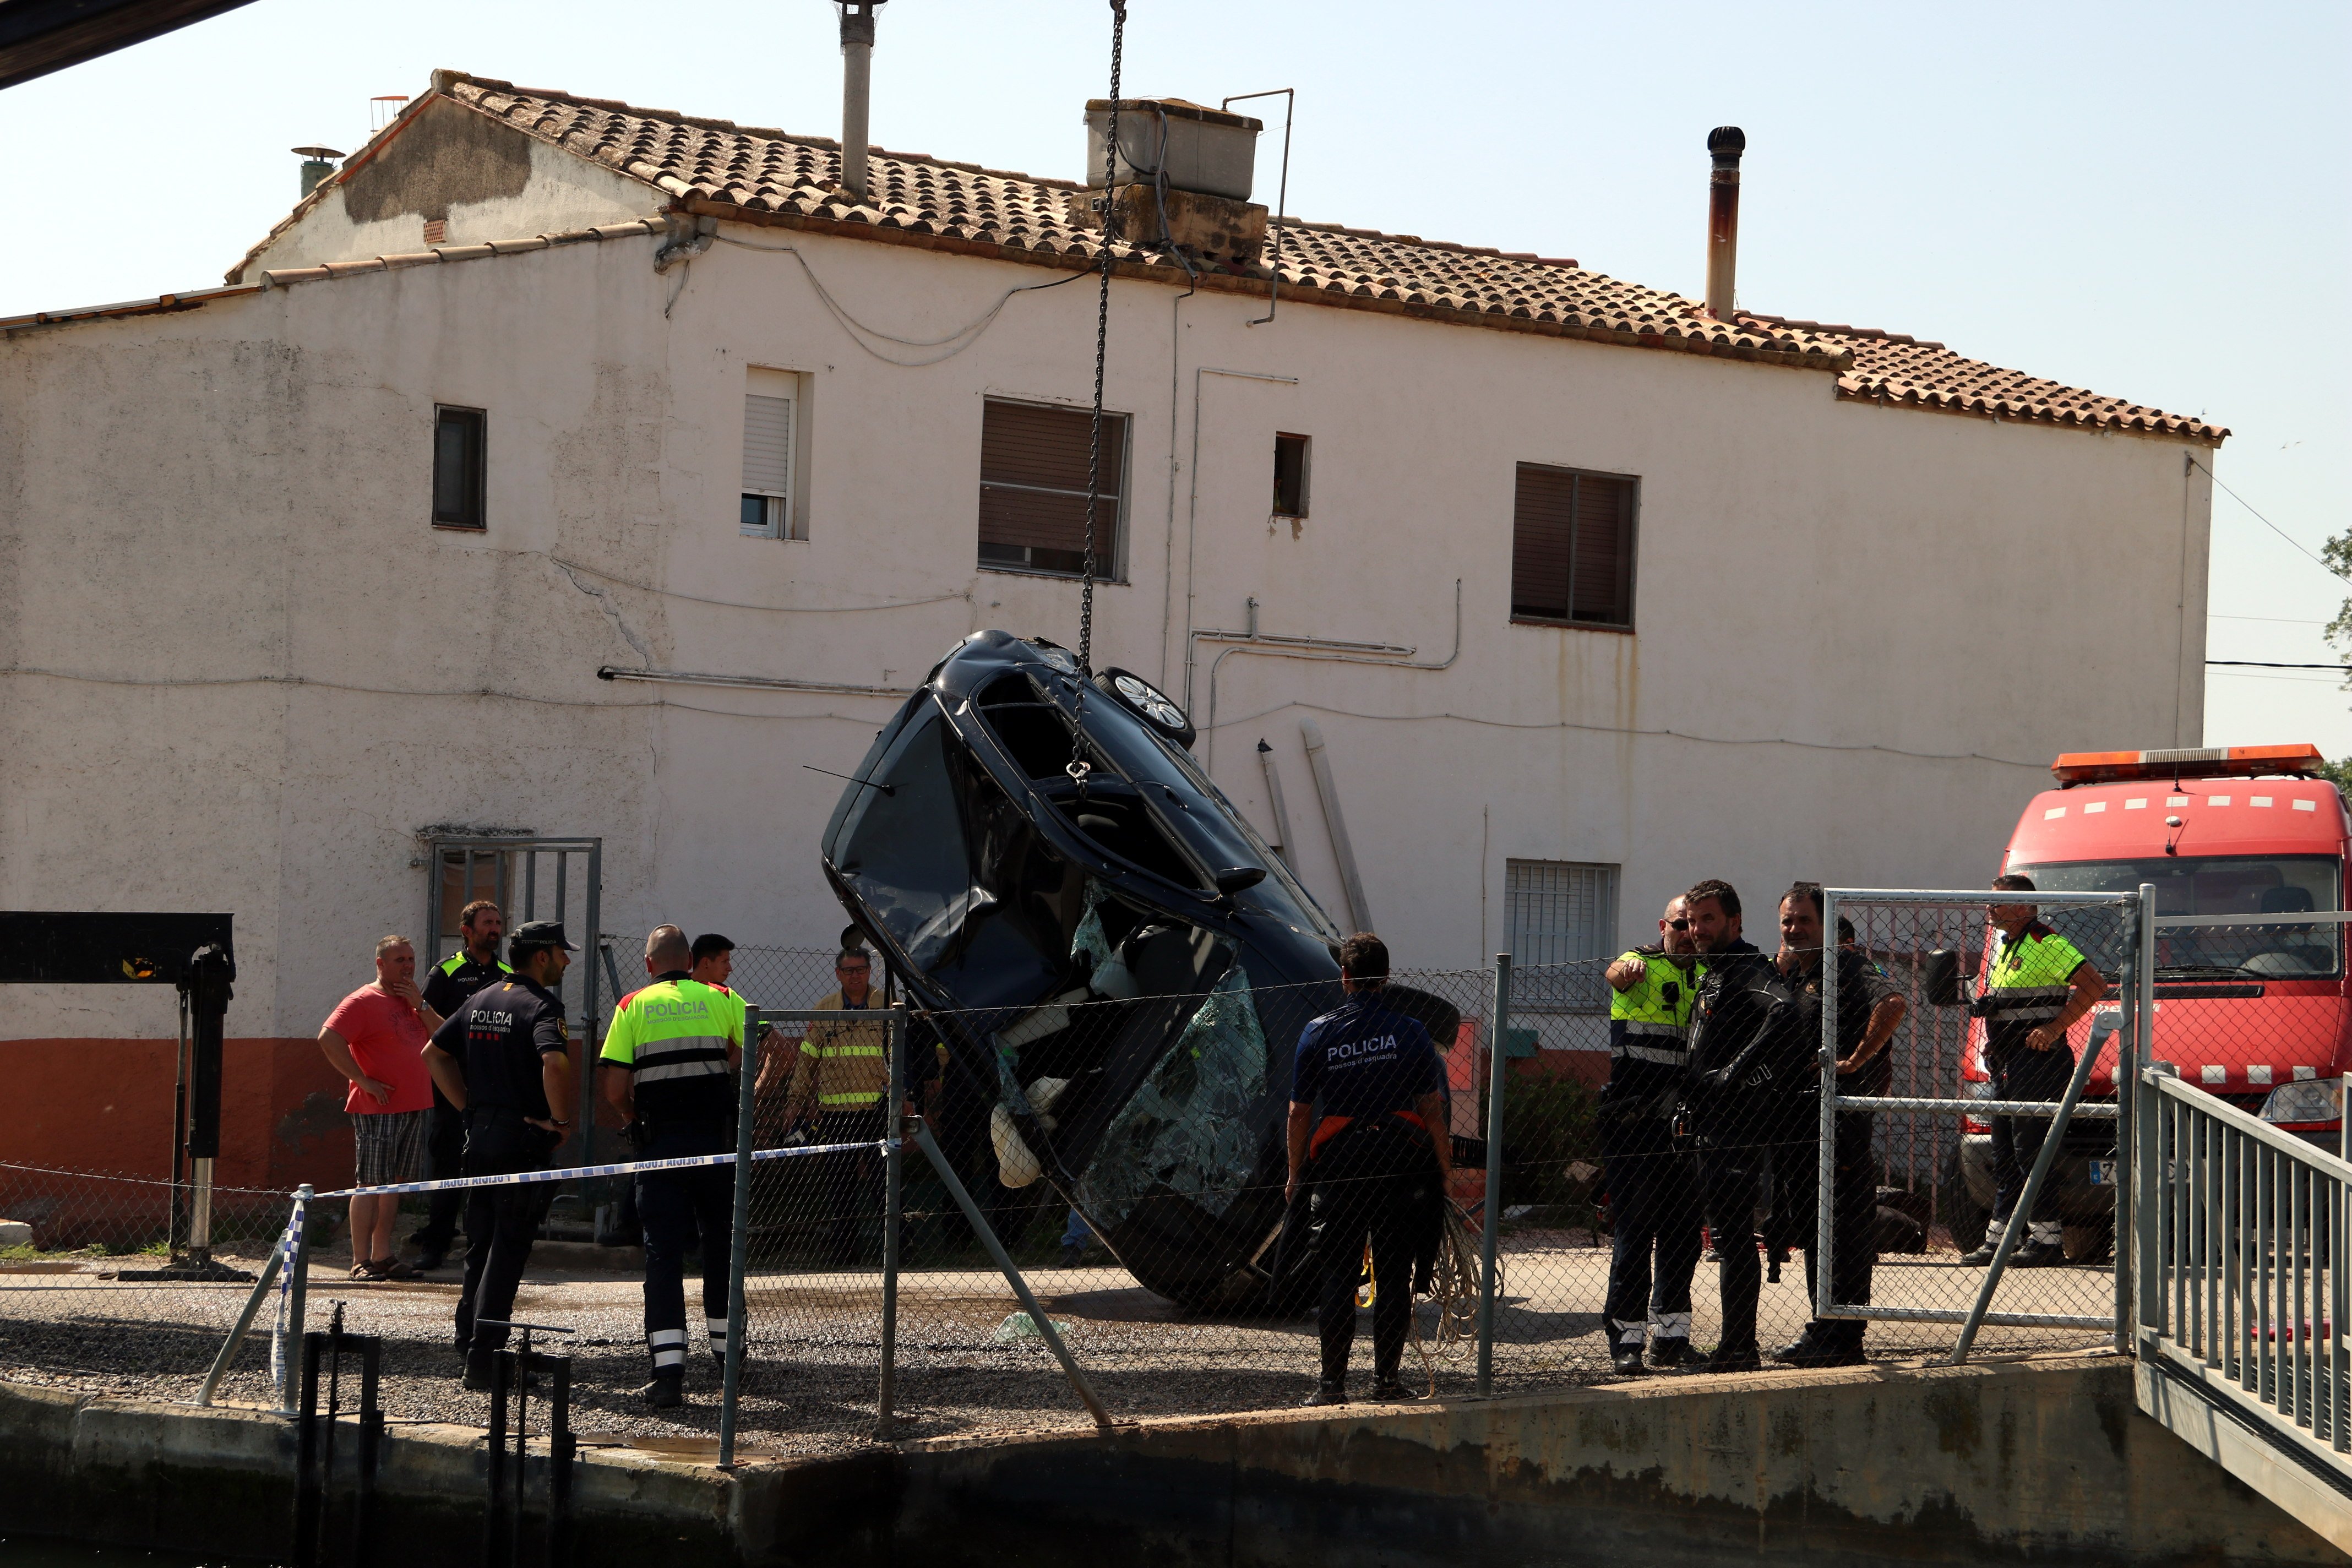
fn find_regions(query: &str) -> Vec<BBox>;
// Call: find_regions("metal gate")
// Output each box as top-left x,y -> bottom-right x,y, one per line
424,836 -> 604,1164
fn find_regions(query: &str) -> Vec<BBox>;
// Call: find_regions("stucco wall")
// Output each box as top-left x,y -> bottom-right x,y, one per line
0,217 -> 2213,1071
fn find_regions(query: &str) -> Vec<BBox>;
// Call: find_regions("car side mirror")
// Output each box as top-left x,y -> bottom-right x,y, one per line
1214,866 -> 1267,896
1923,950 -> 1965,1008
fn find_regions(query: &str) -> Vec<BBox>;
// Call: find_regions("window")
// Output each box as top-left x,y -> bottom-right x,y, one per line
1504,859 -> 1618,1012
977,398 -> 1128,576
1510,463 -> 1636,629
432,406 -> 486,529
1272,432 -> 1310,518
740,368 -> 804,539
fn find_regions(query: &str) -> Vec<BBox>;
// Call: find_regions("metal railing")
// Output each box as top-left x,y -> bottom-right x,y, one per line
2136,1057 -> 2352,1480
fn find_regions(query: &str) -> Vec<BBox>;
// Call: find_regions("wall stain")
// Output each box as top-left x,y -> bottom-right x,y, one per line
341,98 -> 531,225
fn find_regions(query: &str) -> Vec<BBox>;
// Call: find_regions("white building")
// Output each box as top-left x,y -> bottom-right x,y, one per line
0,72 -> 2222,1179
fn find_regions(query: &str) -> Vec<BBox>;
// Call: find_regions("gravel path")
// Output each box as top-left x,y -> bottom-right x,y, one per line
0,1230 -> 2114,1460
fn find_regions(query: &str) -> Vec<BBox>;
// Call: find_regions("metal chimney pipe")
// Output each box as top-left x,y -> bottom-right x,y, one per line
1705,126 -> 1745,321
838,1 -> 884,202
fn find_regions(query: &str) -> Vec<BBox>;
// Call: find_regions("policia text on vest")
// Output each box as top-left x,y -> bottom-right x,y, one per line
600,925 -> 743,1409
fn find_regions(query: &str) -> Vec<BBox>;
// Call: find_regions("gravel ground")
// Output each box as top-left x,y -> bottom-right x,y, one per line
0,1228 -> 2115,1460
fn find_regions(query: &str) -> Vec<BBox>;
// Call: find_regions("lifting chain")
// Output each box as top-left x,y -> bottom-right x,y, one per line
1069,0 -> 1126,794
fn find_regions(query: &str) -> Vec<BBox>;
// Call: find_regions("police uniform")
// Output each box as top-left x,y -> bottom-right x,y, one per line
1683,940 -> 1805,1367
1977,922 -> 2095,1255
413,949 -> 512,1265
1291,992 -> 1447,1397
1780,946 -> 1896,1360
429,971 -> 567,1371
601,972 -> 741,1390
789,990 -> 894,1265
1600,948 -> 1703,1369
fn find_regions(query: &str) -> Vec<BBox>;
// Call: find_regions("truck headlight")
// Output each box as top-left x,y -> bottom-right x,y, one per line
2258,1077 -> 2344,1126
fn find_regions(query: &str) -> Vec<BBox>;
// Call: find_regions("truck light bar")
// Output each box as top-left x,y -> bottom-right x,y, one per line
2051,743 -> 2324,787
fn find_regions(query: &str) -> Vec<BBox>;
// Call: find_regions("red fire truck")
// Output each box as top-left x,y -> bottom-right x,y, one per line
1947,744 -> 2349,1256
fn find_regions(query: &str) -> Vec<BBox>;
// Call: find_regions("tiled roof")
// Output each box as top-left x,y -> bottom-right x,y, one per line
433,73 -> 1848,373
224,70 -> 2222,446
1744,315 -> 2228,445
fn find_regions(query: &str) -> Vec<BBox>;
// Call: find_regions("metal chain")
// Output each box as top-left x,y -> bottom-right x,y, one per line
1069,0 -> 1124,788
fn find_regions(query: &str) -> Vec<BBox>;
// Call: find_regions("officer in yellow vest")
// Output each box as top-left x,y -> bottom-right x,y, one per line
600,924 -> 743,1408
776,946 -> 897,1266
412,901 -> 511,1271
1966,874 -> 2106,1268
1598,895 -> 1706,1374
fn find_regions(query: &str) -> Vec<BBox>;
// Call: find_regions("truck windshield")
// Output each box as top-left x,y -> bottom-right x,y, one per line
2011,854 -> 2343,980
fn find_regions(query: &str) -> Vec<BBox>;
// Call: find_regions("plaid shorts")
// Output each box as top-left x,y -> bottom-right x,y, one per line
351,1109 -> 430,1188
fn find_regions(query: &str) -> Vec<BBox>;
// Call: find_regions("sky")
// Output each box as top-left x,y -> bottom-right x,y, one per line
3,0 -> 2343,756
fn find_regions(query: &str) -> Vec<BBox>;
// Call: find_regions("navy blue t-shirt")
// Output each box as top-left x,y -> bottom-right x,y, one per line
1291,995 -> 1444,1118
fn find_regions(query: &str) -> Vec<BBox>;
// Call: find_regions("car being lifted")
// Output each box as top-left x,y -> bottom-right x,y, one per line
818,630 -> 1455,1309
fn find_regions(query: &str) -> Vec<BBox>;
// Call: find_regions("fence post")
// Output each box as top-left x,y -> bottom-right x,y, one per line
279,1184 -> 313,1412
1817,891 -> 1841,1324
1476,952 -> 1511,1397
2112,888 -> 2146,1355
2135,897 -> 2165,1359
197,1200 -> 292,1407
718,1003 -> 760,1468
877,1003 -> 906,1435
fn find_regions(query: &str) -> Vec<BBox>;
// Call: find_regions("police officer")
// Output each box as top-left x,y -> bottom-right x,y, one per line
1284,933 -> 1452,1407
1964,874 -> 2105,1268
1772,883 -> 1907,1366
1598,895 -> 1705,1374
1681,879 -> 1805,1373
421,920 -> 578,1390
601,925 -> 743,1409
775,947 -> 897,1265
412,900 -> 511,1270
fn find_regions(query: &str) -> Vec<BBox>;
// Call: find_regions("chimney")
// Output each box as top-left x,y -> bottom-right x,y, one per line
1705,126 -> 1745,321
292,146 -> 344,199
837,1 -> 886,203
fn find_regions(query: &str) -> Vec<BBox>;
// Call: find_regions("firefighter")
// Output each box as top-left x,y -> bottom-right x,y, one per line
1597,895 -> 1705,1374
1966,874 -> 2105,1268
1681,879 -> 1805,1373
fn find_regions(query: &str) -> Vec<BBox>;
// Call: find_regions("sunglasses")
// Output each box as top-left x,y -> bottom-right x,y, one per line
1667,919 -> 1691,930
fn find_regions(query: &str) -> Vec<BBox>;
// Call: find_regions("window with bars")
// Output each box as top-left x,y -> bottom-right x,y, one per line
977,398 -> 1128,577
1510,462 -> 1637,630
740,368 -> 803,539
1505,858 -> 1618,1012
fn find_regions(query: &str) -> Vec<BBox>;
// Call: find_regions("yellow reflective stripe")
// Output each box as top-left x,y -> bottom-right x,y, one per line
816,1045 -> 885,1058
818,1091 -> 883,1106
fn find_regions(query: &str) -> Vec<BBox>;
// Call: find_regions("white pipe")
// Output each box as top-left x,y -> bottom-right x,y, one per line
1256,738 -> 1295,866
1178,367 -> 1298,709
1300,717 -> 1370,930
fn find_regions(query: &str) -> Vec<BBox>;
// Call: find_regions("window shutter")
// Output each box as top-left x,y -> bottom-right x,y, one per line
978,400 -> 1125,573
742,394 -> 793,497
1510,463 -> 1635,628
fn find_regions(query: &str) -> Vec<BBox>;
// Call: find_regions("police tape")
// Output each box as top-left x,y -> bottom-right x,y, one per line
313,1139 -> 891,1200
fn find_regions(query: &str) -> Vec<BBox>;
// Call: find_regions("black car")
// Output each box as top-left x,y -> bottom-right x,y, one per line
819,630 -> 1453,1308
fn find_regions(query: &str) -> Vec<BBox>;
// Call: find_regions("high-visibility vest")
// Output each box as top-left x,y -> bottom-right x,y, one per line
796,992 -> 890,1112
1609,949 -> 1700,1066
1980,923 -> 2092,1040
600,976 -> 740,1121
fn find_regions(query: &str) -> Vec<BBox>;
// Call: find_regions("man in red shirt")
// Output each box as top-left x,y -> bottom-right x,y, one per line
319,935 -> 442,1280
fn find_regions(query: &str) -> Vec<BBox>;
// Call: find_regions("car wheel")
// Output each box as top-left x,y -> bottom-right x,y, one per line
1098,668 -> 1196,749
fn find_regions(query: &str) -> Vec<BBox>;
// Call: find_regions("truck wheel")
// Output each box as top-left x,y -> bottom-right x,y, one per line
1939,1146 -> 1990,1253
2064,1219 -> 2114,1265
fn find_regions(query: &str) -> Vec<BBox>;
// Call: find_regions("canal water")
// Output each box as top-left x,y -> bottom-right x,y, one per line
0,1541 -> 245,1568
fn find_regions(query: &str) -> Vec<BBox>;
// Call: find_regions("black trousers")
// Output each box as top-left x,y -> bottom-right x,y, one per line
1989,1044 -> 2076,1229
1602,1117 -> 1701,1349
412,1104 -> 467,1255
816,1108 -> 888,1266
636,1121 -> 735,1375
1698,1125 -> 1807,1357
455,1112 -> 557,1355
1312,1166 -> 1417,1384
1800,1112 -> 1880,1343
